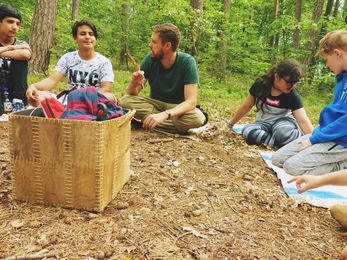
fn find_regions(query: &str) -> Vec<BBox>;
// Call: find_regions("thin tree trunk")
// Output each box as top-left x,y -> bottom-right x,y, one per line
321,0 -> 334,38
324,0 -> 334,16
189,0 -> 203,56
29,0 -> 58,74
119,2 -> 131,69
269,0 -> 279,47
217,0 -> 231,80
303,0 -> 325,71
343,0 -> 347,22
293,0 -> 302,49
333,0 -> 340,17
72,0 -> 79,20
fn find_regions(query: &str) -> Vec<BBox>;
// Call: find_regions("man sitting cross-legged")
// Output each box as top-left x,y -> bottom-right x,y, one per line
119,23 -> 206,134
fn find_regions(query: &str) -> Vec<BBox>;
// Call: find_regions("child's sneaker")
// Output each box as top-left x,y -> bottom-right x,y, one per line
12,99 -> 25,112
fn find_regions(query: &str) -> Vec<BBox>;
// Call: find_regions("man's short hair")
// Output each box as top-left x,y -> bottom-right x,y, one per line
0,4 -> 22,22
152,23 -> 180,51
72,20 -> 98,39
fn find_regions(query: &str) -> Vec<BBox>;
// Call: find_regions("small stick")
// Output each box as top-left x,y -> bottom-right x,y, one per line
5,253 -> 57,260
224,198 -> 238,213
148,138 -> 174,144
154,216 -> 179,237
125,51 -> 140,71
206,195 -> 215,211
174,231 -> 191,245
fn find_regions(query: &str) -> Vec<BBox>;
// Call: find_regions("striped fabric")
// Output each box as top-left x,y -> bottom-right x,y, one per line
60,87 -> 124,121
242,117 -> 301,147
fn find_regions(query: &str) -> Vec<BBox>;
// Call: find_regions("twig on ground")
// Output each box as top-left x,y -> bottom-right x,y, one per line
224,198 -> 238,213
5,253 -> 57,260
148,138 -> 174,144
174,231 -> 191,245
124,236 -> 148,259
154,216 -> 179,237
206,195 -> 215,211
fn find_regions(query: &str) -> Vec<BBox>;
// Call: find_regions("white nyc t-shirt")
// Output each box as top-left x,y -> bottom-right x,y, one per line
55,51 -> 114,90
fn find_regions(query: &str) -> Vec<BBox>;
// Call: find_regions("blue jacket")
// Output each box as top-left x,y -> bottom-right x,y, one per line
310,72 -> 347,147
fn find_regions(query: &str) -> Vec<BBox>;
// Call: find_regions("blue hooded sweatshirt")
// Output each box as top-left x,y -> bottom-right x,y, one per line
310,71 -> 347,147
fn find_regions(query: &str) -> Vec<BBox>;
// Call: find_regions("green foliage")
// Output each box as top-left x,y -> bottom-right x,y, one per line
6,0 -> 345,120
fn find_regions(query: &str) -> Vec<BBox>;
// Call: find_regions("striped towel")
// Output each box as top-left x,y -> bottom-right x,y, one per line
60,87 -> 124,121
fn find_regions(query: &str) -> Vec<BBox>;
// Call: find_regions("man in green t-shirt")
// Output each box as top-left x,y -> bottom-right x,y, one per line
119,23 -> 206,134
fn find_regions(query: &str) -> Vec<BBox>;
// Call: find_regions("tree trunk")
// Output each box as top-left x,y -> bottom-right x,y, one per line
119,2 -> 130,69
269,0 -> 279,47
333,0 -> 340,17
343,0 -> 347,22
292,0 -> 302,49
216,0 -> 231,80
29,0 -> 58,75
189,0 -> 203,56
324,0 -> 334,17
72,0 -> 79,20
303,0 -> 325,72
321,0 -> 333,38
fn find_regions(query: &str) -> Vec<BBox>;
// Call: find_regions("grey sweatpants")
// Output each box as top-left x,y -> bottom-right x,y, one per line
272,134 -> 347,176
242,117 -> 301,148
119,95 -> 206,134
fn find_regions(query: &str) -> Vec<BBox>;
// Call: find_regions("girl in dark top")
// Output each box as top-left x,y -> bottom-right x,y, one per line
228,59 -> 313,148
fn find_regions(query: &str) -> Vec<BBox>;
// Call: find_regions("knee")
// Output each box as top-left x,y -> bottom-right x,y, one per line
282,159 -> 305,176
273,129 -> 301,147
118,95 -> 133,109
271,151 -> 284,167
174,110 -> 206,133
242,129 -> 268,145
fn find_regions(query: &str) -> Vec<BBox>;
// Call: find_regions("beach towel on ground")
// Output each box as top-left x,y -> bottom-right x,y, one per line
261,151 -> 347,208
60,87 -> 124,120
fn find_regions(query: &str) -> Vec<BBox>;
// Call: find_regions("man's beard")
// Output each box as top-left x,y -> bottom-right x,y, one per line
150,49 -> 164,61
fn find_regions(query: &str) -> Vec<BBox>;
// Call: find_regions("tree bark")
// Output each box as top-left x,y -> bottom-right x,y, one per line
29,0 -> 58,75
303,0 -> 325,70
343,0 -> 347,22
189,0 -> 203,56
324,0 -> 334,17
269,0 -> 279,47
72,0 -> 79,20
333,0 -> 340,17
292,0 -> 302,49
217,0 -> 231,80
321,0 -> 333,38
119,2 -> 130,69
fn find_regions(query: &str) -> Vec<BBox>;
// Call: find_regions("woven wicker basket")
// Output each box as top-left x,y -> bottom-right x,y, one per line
9,109 -> 135,212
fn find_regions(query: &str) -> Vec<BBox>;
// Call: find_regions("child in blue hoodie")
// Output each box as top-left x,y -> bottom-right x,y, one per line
272,29 -> 347,176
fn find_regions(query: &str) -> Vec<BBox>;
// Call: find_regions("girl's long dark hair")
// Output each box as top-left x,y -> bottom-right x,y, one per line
254,59 -> 302,112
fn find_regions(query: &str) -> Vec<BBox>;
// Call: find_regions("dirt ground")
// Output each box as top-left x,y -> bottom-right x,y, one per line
0,119 -> 346,259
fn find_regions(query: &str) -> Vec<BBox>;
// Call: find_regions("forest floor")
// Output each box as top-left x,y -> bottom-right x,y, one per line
0,119 -> 346,259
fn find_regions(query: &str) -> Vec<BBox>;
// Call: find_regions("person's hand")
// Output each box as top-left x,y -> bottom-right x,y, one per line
287,175 -> 321,193
130,70 -> 144,88
299,138 -> 312,151
26,85 -> 40,106
143,112 -> 168,130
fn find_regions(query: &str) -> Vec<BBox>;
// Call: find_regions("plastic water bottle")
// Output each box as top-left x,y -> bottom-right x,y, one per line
3,87 -> 12,113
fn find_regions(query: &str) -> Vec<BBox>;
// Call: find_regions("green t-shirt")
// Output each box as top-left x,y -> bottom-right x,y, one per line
140,52 -> 199,104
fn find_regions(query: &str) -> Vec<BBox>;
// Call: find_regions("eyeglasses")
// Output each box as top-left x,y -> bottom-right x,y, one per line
282,78 -> 298,87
